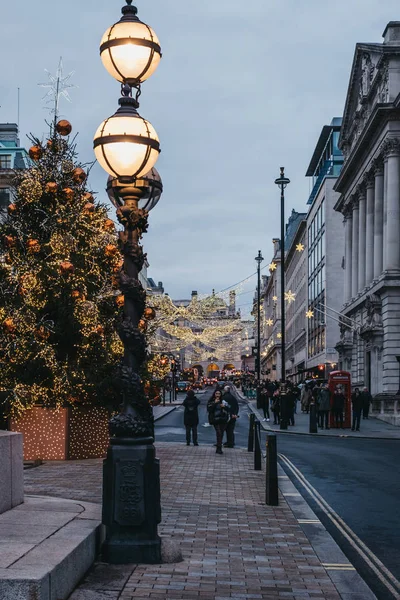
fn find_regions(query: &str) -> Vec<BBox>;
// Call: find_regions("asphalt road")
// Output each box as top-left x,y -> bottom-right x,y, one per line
155,389 -> 400,600
276,433 -> 400,600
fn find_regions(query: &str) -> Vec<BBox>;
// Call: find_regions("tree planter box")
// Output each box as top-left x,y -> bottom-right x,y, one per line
10,406 -> 110,460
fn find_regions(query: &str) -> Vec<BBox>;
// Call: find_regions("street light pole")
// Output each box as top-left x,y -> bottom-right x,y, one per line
255,251 -> 264,408
274,167 -> 290,429
95,0 -> 163,564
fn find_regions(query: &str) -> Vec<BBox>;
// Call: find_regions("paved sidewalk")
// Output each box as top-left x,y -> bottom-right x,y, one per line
246,399 -> 400,439
24,444 -> 375,599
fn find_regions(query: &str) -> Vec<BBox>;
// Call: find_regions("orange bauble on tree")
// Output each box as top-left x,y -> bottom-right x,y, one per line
72,167 -> 87,184
56,120 -> 72,136
4,235 -> 16,248
3,318 -> 16,333
143,307 -> 156,321
115,294 -> 124,308
29,145 -> 43,161
84,202 -> 95,214
104,219 -> 115,231
8,203 -> 17,215
60,260 -> 74,275
45,182 -> 58,194
62,187 -> 74,202
26,239 -> 41,254
105,244 -> 118,258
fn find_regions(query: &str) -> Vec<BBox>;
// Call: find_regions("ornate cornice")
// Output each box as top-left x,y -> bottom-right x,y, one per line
381,137 -> 400,159
350,193 -> 359,210
363,171 -> 375,189
356,181 -> 367,200
371,156 -> 384,176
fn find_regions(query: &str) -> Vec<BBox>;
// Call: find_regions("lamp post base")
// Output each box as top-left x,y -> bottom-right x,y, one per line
102,438 -> 162,564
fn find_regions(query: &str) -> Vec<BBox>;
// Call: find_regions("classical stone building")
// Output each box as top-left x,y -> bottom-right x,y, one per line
334,22 -> 400,423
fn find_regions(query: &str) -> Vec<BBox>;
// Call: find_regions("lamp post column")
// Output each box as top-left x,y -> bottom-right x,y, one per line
255,251 -> 264,409
274,168 -> 290,430
94,0 -> 164,565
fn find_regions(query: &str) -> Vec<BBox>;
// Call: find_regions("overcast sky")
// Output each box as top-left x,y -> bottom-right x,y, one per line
1,0 -> 399,312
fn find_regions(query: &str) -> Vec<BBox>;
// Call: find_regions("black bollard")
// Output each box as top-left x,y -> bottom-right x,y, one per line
254,421 -> 262,471
265,434 -> 278,506
309,402 -> 318,433
248,413 -> 255,452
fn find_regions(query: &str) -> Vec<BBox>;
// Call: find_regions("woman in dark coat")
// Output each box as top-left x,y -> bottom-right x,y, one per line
207,389 -> 229,454
183,389 -> 200,446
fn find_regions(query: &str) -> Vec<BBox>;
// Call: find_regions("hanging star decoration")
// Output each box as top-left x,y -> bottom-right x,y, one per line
285,291 -> 296,304
272,296 -> 278,302
306,310 -> 314,319
277,332 -> 282,339
269,262 -> 277,271
38,57 -> 77,120
296,243 -> 305,252
266,319 -> 273,326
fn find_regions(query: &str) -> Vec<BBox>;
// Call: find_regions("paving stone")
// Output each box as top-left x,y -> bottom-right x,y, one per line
23,443 -> 374,600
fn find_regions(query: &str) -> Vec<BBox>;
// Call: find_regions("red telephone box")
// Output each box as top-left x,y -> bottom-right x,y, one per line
328,371 -> 351,428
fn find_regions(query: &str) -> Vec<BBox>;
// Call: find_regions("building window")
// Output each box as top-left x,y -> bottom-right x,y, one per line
0,155 -> 12,169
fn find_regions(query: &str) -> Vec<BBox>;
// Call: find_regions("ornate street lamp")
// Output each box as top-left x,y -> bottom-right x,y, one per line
255,251 -> 263,409
274,167 -> 290,430
95,0 -> 163,565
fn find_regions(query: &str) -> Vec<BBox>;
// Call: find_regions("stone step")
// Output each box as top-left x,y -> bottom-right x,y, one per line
0,495 -> 103,600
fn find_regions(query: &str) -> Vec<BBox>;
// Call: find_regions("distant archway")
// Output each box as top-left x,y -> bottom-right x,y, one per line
207,363 -> 220,375
223,364 -> 235,371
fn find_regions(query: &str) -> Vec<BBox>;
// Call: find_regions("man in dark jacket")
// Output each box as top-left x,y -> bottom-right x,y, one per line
332,388 -> 345,428
361,387 -> 373,419
223,386 -> 239,448
182,390 -> 200,445
351,388 -> 363,431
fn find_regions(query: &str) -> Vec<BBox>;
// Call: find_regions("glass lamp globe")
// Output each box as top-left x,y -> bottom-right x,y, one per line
100,1 -> 162,85
107,167 -> 163,212
93,97 -> 160,180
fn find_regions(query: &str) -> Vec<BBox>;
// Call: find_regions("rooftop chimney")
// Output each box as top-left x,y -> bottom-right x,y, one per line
0,123 -> 19,146
383,22 -> 400,45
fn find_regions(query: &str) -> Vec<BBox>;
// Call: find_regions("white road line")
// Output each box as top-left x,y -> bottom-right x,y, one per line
279,453 -> 400,600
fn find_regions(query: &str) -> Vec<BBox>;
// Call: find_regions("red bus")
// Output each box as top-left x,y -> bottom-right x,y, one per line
328,371 -> 351,429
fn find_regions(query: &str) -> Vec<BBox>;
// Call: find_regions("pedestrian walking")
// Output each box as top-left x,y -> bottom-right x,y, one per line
207,389 -> 230,454
317,384 -> 331,429
361,386 -> 373,419
351,387 -> 363,431
261,384 -> 270,422
271,389 -> 280,425
222,385 -> 239,448
182,389 -> 200,446
301,384 -> 312,414
286,385 -> 296,426
332,387 -> 345,428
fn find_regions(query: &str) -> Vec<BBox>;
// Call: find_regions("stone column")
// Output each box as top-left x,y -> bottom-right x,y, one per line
358,184 -> 367,290
351,197 -> 359,298
373,157 -> 384,278
382,138 -> 400,270
344,208 -> 353,302
365,173 -> 375,285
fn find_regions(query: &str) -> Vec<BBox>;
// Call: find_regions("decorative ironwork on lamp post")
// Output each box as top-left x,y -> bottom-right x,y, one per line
94,0 -> 163,564
274,167 -> 290,430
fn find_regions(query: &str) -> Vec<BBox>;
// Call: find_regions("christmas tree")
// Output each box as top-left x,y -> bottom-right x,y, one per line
0,120 -> 124,418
